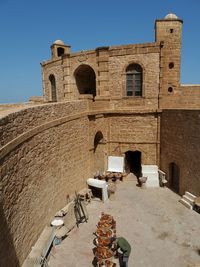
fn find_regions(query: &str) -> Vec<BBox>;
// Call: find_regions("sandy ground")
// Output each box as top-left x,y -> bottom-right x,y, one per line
48,175 -> 200,267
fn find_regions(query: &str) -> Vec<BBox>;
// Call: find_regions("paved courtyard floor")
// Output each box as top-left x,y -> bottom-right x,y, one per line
48,175 -> 200,267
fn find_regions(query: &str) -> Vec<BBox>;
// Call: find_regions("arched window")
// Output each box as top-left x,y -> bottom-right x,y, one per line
126,64 -> 143,96
49,74 -> 57,102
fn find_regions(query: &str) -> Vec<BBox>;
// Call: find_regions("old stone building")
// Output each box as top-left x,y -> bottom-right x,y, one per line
0,13 -> 200,266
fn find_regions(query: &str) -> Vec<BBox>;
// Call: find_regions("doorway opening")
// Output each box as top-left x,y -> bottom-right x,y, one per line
74,64 -> 96,98
125,150 -> 142,178
169,162 -> 180,194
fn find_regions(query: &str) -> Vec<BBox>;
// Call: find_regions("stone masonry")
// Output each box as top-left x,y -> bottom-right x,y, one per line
0,13 -> 200,266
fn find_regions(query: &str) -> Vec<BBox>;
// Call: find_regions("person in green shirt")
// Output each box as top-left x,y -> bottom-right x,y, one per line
116,237 -> 131,267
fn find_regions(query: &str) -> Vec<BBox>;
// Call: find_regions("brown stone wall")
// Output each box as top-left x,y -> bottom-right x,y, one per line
88,114 -> 109,175
0,102 -> 90,266
160,109 -> 200,196
0,101 -> 88,147
159,85 -> 200,109
108,113 -> 159,165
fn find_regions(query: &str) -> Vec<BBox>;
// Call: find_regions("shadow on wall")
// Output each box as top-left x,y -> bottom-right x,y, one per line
0,204 -> 20,267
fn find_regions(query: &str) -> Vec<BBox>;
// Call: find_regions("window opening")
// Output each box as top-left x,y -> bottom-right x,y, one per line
168,87 -> 173,93
49,74 -> 57,102
57,47 -> 65,57
126,64 -> 142,96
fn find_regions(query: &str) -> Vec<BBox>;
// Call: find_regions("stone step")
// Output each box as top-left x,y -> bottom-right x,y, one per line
182,195 -> 195,205
179,198 -> 193,210
185,191 -> 196,201
145,178 -> 160,188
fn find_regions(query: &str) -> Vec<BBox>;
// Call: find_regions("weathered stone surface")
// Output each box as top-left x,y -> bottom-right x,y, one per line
160,110 -> 200,196
0,13 -> 200,267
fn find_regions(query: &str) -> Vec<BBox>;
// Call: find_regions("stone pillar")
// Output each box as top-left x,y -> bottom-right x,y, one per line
62,54 -> 72,100
96,47 -> 110,98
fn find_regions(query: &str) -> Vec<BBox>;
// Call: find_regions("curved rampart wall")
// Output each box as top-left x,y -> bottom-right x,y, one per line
0,99 -> 160,266
0,101 -> 88,147
0,101 -> 90,266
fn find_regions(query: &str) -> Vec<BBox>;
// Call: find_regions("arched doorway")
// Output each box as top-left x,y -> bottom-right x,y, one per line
125,150 -> 142,178
74,64 -> 96,98
169,162 -> 180,194
49,74 -> 57,102
93,131 -> 105,174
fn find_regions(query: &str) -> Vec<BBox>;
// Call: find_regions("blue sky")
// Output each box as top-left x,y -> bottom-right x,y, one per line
0,0 -> 200,103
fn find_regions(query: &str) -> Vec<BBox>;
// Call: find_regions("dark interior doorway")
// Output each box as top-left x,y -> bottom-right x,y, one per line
169,162 -> 180,194
74,64 -> 96,98
125,150 -> 142,178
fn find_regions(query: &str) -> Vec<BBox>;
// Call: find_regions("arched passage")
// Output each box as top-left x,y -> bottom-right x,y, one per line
93,131 -> 105,174
74,64 -> 96,97
125,150 -> 142,178
49,74 -> 57,102
169,162 -> 180,194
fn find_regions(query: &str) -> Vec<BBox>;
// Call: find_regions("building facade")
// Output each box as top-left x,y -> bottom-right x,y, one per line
0,13 -> 200,266
41,12 -> 200,193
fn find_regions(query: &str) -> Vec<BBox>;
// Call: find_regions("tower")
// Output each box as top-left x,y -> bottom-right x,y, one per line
51,39 -> 71,60
155,13 -> 183,104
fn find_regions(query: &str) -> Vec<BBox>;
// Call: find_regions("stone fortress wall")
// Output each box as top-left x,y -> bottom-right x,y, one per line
160,110 -> 200,196
0,102 -> 90,266
0,13 -> 200,266
0,101 -> 160,266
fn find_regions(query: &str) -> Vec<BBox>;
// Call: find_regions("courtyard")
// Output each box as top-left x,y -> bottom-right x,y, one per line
48,175 -> 200,267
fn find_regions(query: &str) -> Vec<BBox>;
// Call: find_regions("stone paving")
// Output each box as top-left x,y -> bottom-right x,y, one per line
48,175 -> 200,267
